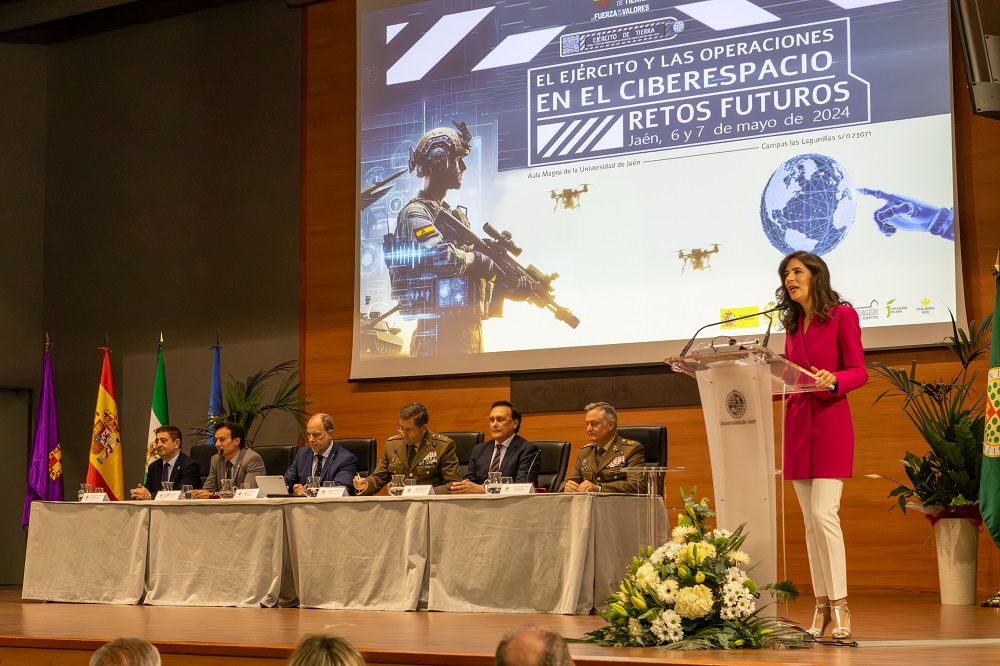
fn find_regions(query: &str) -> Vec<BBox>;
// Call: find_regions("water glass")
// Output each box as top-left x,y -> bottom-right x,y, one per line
500,476 -> 513,488
160,481 -> 174,493
388,474 -> 405,496
219,479 -> 235,499
78,483 -> 93,501
403,479 -> 416,491
181,484 -> 194,500
322,481 -> 337,488
306,476 -> 321,497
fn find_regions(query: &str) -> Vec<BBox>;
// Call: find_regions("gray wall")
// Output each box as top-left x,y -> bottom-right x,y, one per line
0,43 -> 48,583
43,0 -> 301,498
0,1 -> 301,583
0,43 -> 47,388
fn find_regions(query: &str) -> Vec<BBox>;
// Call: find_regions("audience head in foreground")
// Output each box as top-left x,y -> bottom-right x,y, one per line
288,634 -> 366,666
90,637 -> 161,666
495,625 -> 574,666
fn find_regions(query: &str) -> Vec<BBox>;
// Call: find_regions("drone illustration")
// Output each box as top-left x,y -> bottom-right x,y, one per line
551,184 -> 589,212
678,244 -> 720,273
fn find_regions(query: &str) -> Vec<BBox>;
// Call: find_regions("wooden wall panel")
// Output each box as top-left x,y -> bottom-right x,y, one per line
303,2 -> 1000,596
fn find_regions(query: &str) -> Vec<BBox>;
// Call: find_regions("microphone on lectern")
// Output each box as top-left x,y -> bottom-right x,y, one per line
677,304 -> 790,357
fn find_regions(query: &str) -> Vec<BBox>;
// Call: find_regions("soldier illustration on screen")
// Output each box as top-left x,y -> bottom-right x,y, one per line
382,120 -> 530,356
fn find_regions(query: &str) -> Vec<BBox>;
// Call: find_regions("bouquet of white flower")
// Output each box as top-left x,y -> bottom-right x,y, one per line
579,489 -> 807,650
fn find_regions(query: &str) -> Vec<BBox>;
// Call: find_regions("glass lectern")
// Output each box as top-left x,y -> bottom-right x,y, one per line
665,344 -> 826,588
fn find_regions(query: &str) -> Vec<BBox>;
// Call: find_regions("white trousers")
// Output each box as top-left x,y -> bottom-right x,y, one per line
792,478 -> 847,600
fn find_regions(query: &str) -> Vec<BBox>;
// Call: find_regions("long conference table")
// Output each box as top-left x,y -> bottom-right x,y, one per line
23,493 -> 665,614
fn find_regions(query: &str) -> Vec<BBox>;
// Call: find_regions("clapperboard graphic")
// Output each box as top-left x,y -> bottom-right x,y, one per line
376,0 -> 908,167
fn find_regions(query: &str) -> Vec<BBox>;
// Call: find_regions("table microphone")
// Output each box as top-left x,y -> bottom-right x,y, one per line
524,447 -> 541,486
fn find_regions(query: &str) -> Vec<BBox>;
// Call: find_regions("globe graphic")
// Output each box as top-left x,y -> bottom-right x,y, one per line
760,154 -> 857,256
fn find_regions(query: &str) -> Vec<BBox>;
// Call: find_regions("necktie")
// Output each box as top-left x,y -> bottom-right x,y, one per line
596,448 -> 605,467
227,461 -> 234,481
161,462 -> 171,483
313,454 -> 325,478
407,446 -> 417,466
489,444 -> 503,474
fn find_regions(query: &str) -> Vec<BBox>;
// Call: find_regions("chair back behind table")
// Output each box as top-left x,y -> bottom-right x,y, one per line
616,425 -> 668,467
439,431 -> 484,478
253,445 -> 296,477
533,440 -> 571,493
333,438 -> 378,477
188,444 -> 216,485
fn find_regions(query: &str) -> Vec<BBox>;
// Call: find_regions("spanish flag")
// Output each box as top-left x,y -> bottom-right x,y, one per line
86,346 -> 124,501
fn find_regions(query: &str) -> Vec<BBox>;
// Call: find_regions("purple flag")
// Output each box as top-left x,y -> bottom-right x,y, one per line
23,348 -> 63,528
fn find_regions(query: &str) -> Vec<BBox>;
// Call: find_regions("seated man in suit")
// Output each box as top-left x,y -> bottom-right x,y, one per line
353,402 -> 461,495
561,402 -> 644,493
451,400 -> 539,493
190,422 -> 265,498
283,413 -> 358,495
129,425 -> 202,499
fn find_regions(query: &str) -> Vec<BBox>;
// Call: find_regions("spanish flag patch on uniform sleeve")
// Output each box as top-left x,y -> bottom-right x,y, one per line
414,223 -> 436,239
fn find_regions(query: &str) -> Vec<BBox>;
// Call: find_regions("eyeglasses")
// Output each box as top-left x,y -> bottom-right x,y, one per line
397,426 -> 421,435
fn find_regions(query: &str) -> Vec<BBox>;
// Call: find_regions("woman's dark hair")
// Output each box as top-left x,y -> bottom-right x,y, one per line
775,251 -> 849,333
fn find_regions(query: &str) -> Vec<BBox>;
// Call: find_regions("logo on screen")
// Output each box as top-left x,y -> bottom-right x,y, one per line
592,0 -> 610,10
725,390 -> 747,419
856,299 -> 879,321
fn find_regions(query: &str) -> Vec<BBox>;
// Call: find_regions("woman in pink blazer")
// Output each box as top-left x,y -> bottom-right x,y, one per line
777,251 -> 867,640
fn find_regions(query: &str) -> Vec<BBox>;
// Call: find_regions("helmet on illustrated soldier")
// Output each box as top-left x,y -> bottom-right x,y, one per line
409,121 -> 473,178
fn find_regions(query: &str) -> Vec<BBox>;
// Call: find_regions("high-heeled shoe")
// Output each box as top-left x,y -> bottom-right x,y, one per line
831,602 -> 852,639
806,603 -> 831,638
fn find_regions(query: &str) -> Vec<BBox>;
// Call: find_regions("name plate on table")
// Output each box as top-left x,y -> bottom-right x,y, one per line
82,492 -> 109,502
234,488 -> 262,499
401,484 -> 433,496
154,491 -> 182,501
500,483 -> 534,495
317,486 -> 347,498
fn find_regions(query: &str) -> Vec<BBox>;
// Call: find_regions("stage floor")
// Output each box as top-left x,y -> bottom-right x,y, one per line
0,589 -> 997,665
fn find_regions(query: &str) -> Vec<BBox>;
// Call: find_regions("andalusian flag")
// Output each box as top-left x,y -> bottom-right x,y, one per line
983,262 -> 1000,549
145,337 -> 169,470
22,342 -> 63,528
87,346 -> 124,501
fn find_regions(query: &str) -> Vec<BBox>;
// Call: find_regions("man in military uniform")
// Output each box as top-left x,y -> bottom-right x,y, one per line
561,402 -> 644,493
384,120 -> 525,356
353,402 -> 461,495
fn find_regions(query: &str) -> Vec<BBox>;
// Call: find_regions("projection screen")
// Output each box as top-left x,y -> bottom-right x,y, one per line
353,0 -> 962,380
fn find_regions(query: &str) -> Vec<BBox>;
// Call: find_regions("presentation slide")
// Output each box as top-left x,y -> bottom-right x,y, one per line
353,0 -> 959,380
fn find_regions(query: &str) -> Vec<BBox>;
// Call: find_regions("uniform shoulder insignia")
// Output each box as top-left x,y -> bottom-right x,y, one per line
414,223 -> 439,239
431,432 -> 453,443
387,434 -> 403,442
622,438 -> 641,447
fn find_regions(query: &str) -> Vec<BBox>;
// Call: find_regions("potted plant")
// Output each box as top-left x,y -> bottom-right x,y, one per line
190,360 -> 313,447
868,314 -> 992,604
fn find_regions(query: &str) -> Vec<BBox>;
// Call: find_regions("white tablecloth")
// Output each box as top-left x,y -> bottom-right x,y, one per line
284,498 -> 428,611
145,500 -> 286,607
23,494 -> 663,613
23,502 -> 148,604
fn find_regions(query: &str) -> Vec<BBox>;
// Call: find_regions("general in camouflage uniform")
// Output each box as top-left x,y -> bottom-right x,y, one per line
561,402 -> 645,493
354,402 -> 460,495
